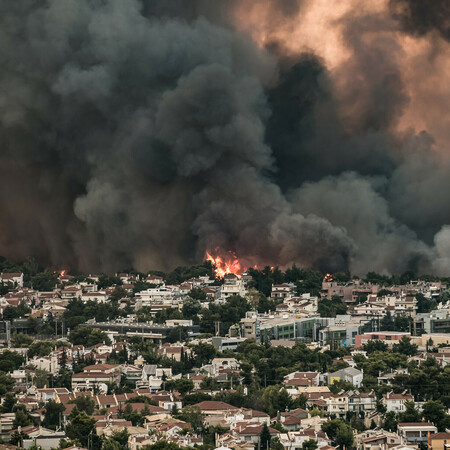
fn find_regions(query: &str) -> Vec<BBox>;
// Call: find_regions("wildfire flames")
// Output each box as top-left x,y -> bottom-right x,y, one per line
323,273 -> 333,282
54,269 -> 66,277
206,251 -> 242,278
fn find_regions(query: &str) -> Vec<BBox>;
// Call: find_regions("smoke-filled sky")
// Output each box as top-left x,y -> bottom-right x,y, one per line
0,0 -> 449,275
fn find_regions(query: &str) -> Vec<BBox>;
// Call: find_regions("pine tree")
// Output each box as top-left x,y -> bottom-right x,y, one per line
260,423 -> 271,450
60,347 -> 67,371
55,346 -> 72,389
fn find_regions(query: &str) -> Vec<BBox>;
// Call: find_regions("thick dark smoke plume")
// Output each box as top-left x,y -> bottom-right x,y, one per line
389,0 -> 450,41
0,0 -> 449,275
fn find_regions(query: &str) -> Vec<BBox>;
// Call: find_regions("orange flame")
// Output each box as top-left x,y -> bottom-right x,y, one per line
206,251 -> 242,278
324,273 -> 333,282
59,270 -> 66,277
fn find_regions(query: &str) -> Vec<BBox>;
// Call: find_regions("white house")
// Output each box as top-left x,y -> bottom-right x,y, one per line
1,273 -> 24,288
382,392 -> 414,412
81,292 -> 108,303
329,367 -> 363,387
218,275 -> 247,301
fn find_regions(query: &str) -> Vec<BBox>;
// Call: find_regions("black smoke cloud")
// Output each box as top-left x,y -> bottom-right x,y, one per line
0,0 -> 449,275
389,0 -> 450,41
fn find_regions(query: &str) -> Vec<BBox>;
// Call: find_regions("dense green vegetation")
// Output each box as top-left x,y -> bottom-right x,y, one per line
68,326 -> 111,346
247,266 -> 324,297
63,298 -> 132,330
318,296 -> 348,317
199,295 -> 251,334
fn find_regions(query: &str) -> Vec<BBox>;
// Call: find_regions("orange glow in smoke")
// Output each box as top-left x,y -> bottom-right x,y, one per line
206,251 -> 242,278
59,270 -> 66,277
231,0 -> 450,151
231,0 -> 362,70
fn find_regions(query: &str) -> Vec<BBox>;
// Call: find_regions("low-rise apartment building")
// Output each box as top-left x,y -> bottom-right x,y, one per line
354,332 -> 411,348
398,422 -> 437,444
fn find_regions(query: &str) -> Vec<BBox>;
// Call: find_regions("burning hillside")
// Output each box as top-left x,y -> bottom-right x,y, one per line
206,251 -> 242,278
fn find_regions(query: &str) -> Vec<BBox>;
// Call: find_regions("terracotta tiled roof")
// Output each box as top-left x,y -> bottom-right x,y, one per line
429,432 -> 450,440
194,401 -> 237,411
398,422 -> 435,427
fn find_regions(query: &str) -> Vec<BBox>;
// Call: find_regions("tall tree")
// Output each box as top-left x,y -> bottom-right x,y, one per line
1,393 -> 17,413
55,347 -> 72,389
260,423 -> 272,450
384,412 -> 398,431
69,396 -> 95,416
66,411 -> 96,446
335,423 -> 354,450
13,408 -> 32,428
422,400 -> 449,431
302,439 -> 318,450
392,337 -> 418,356
43,400 -> 65,430
398,401 -> 421,423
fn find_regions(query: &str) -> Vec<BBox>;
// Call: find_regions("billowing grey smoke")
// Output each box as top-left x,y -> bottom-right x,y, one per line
0,0 -> 449,275
290,172 -> 431,275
